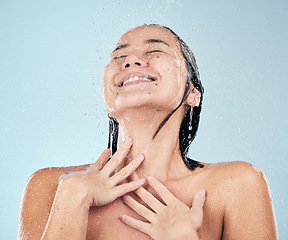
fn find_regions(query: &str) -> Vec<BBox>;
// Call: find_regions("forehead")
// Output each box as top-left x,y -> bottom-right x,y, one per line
116,25 -> 181,52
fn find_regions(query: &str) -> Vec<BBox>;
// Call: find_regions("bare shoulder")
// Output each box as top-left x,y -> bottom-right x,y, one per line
204,160 -> 267,186
22,164 -> 91,202
197,161 -> 271,210
202,161 -> 277,239
27,164 -> 91,187
18,164 -> 90,239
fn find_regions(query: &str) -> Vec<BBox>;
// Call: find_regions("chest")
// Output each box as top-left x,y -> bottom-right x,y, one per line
86,198 -> 151,240
86,182 -> 225,240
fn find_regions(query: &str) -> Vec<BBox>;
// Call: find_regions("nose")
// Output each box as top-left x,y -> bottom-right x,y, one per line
122,52 -> 148,69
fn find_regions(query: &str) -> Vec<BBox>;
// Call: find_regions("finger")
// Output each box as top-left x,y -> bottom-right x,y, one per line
192,190 -> 206,210
146,176 -> 177,205
101,137 -> 133,176
120,214 -> 151,235
190,190 -> 205,230
134,187 -> 163,213
89,149 -> 111,172
130,171 -> 140,181
123,195 -> 155,222
110,154 -> 144,185
113,178 -> 145,198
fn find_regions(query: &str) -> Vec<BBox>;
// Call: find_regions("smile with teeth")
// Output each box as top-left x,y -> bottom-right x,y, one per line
119,76 -> 155,87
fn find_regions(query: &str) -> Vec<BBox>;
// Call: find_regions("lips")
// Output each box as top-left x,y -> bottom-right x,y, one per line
117,72 -> 157,87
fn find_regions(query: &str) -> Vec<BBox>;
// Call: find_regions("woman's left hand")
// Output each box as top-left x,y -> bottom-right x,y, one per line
120,176 -> 206,240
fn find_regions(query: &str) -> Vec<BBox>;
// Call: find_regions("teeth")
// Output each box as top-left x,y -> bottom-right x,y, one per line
123,76 -> 152,85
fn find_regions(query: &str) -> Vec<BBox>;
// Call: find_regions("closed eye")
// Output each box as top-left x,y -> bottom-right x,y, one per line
147,50 -> 163,54
113,50 -> 163,60
113,55 -> 127,60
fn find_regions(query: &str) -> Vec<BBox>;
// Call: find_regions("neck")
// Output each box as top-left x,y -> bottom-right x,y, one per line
116,106 -> 191,181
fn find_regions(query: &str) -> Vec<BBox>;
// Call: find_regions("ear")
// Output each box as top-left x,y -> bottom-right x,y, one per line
186,87 -> 201,107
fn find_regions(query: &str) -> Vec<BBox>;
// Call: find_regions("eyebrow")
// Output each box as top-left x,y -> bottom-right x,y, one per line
112,39 -> 170,54
112,44 -> 129,53
145,39 -> 170,47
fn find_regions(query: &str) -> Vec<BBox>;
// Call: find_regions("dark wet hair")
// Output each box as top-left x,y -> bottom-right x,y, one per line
108,24 -> 204,170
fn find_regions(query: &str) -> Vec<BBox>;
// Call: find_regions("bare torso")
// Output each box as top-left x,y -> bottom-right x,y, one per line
24,162 -> 236,240
86,165 -> 224,240
18,24 -> 277,240
19,160 -> 276,240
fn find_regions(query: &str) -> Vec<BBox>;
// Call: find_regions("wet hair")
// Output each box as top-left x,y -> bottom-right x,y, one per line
108,24 -> 204,170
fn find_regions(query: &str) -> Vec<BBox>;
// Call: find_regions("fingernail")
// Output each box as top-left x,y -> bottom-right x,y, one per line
104,149 -> 111,154
120,214 -> 126,220
135,154 -> 144,162
125,136 -> 132,145
198,189 -> 205,198
139,178 -> 145,184
146,176 -> 153,182
123,195 -> 129,202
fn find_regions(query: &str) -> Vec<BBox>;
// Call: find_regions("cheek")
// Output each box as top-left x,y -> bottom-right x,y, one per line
154,56 -> 180,73
103,64 -> 119,109
104,62 -> 120,82
153,57 -> 183,88
104,61 -> 124,88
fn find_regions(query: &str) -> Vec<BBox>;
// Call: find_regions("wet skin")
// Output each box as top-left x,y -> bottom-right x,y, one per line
19,159 -> 276,239
103,25 -> 188,120
18,25 -> 277,240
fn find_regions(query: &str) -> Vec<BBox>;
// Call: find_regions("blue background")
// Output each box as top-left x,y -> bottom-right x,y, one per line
1,0 -> 287,238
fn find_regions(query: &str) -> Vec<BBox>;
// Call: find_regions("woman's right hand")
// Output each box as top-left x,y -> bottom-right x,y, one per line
59,137 -> 145,208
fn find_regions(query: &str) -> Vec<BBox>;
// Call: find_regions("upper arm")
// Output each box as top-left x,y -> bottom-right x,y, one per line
222,162 -> 277,240
18,168 -> 59,240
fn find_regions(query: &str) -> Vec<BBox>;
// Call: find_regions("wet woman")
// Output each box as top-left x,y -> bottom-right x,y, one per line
18,24 -> 277,239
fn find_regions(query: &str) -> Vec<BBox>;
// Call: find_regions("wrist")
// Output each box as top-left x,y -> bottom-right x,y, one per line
57,176 -> 91,212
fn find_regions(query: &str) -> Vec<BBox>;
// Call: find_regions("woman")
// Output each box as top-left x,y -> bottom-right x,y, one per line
18,24 -> 277,239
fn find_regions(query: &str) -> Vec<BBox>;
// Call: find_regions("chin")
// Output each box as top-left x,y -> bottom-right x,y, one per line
114,99 -> 178,114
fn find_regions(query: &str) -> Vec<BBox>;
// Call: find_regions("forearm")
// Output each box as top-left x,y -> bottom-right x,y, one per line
20,144 -> 144,240
41,180 -> 90,240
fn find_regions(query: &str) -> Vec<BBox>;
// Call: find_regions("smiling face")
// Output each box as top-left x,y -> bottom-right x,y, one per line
103,25 -> 188,118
